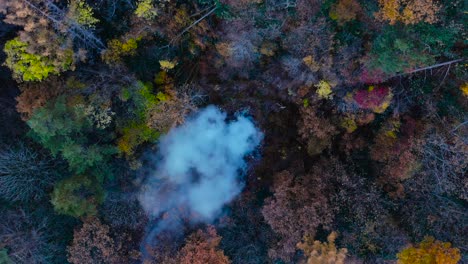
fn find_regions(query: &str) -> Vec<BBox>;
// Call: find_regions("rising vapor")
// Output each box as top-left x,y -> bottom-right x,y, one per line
139,105 -> 263,248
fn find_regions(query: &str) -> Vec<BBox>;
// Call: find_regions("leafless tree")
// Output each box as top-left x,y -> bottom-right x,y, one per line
24,0 -> 105,50
1,0 -> 105,51
420,121 -> 467,201
0,143 -> 59,202
0,210 -> 58,264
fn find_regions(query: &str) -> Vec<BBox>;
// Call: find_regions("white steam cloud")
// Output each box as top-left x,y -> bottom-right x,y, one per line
139,105 -> 263,222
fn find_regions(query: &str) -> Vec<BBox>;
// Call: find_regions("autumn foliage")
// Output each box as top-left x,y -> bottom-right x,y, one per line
375,0 -> 440,25
330,0 -> 362,25
67,217 -> 120,264
0,0 -> 465,263
177,226 -> 230,264
353,86 -> 393,113
262,170 -> 333,262
397,237 -> 461,264
297,232 -> 348,264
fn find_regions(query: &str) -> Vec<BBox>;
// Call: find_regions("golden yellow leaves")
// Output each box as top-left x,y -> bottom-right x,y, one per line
102,38 -> 140,64
397,237 -> 461,264
372,93 -> 393,114
315,80 -> 334,100
159,60 -> 176,71
460,82 -> 468,97
68,0 -> 99,28
341,117 -> 358,133
376,0 -> 400,24
383,119 -> 401,139
375,0 -> 441,25
4,38 -> 74,82
135,0 -> 158,20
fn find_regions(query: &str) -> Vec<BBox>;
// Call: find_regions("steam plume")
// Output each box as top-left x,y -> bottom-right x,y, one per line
139,105 -> 263,241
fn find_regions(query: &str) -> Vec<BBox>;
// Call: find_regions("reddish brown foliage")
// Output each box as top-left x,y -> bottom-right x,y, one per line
16,77 -> 65,120
67,217 -> 120,264
298,105 -> 338,141
297,105 -> 338,156
177,226 -> 230,264
370,116 -> 423,197
262,169 -> 334,262
340,133 -> 367,156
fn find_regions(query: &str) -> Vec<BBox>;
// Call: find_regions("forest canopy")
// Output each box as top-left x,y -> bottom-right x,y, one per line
0,0 -> 466,263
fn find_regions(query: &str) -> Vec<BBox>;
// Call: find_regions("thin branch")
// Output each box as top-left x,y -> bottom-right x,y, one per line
451,121 -> 468,133
21,0 -> 105,50
392,58 -> 464,78
170,6 -> 217,45
189,5 -> 215,18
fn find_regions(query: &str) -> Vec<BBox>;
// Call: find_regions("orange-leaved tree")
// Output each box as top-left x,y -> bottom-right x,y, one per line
177,226 -> 230,264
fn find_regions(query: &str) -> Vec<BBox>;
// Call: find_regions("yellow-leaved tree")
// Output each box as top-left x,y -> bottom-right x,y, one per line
397,236 -> 461,264
460,82 -> 468,97
315,80 -> 333,100
375,0 -> 440,25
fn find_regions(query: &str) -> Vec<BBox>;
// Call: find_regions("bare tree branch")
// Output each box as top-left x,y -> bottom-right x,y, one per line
170,6 -> 217,45
392,58 -> 465,78
21,0 -> 105,50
